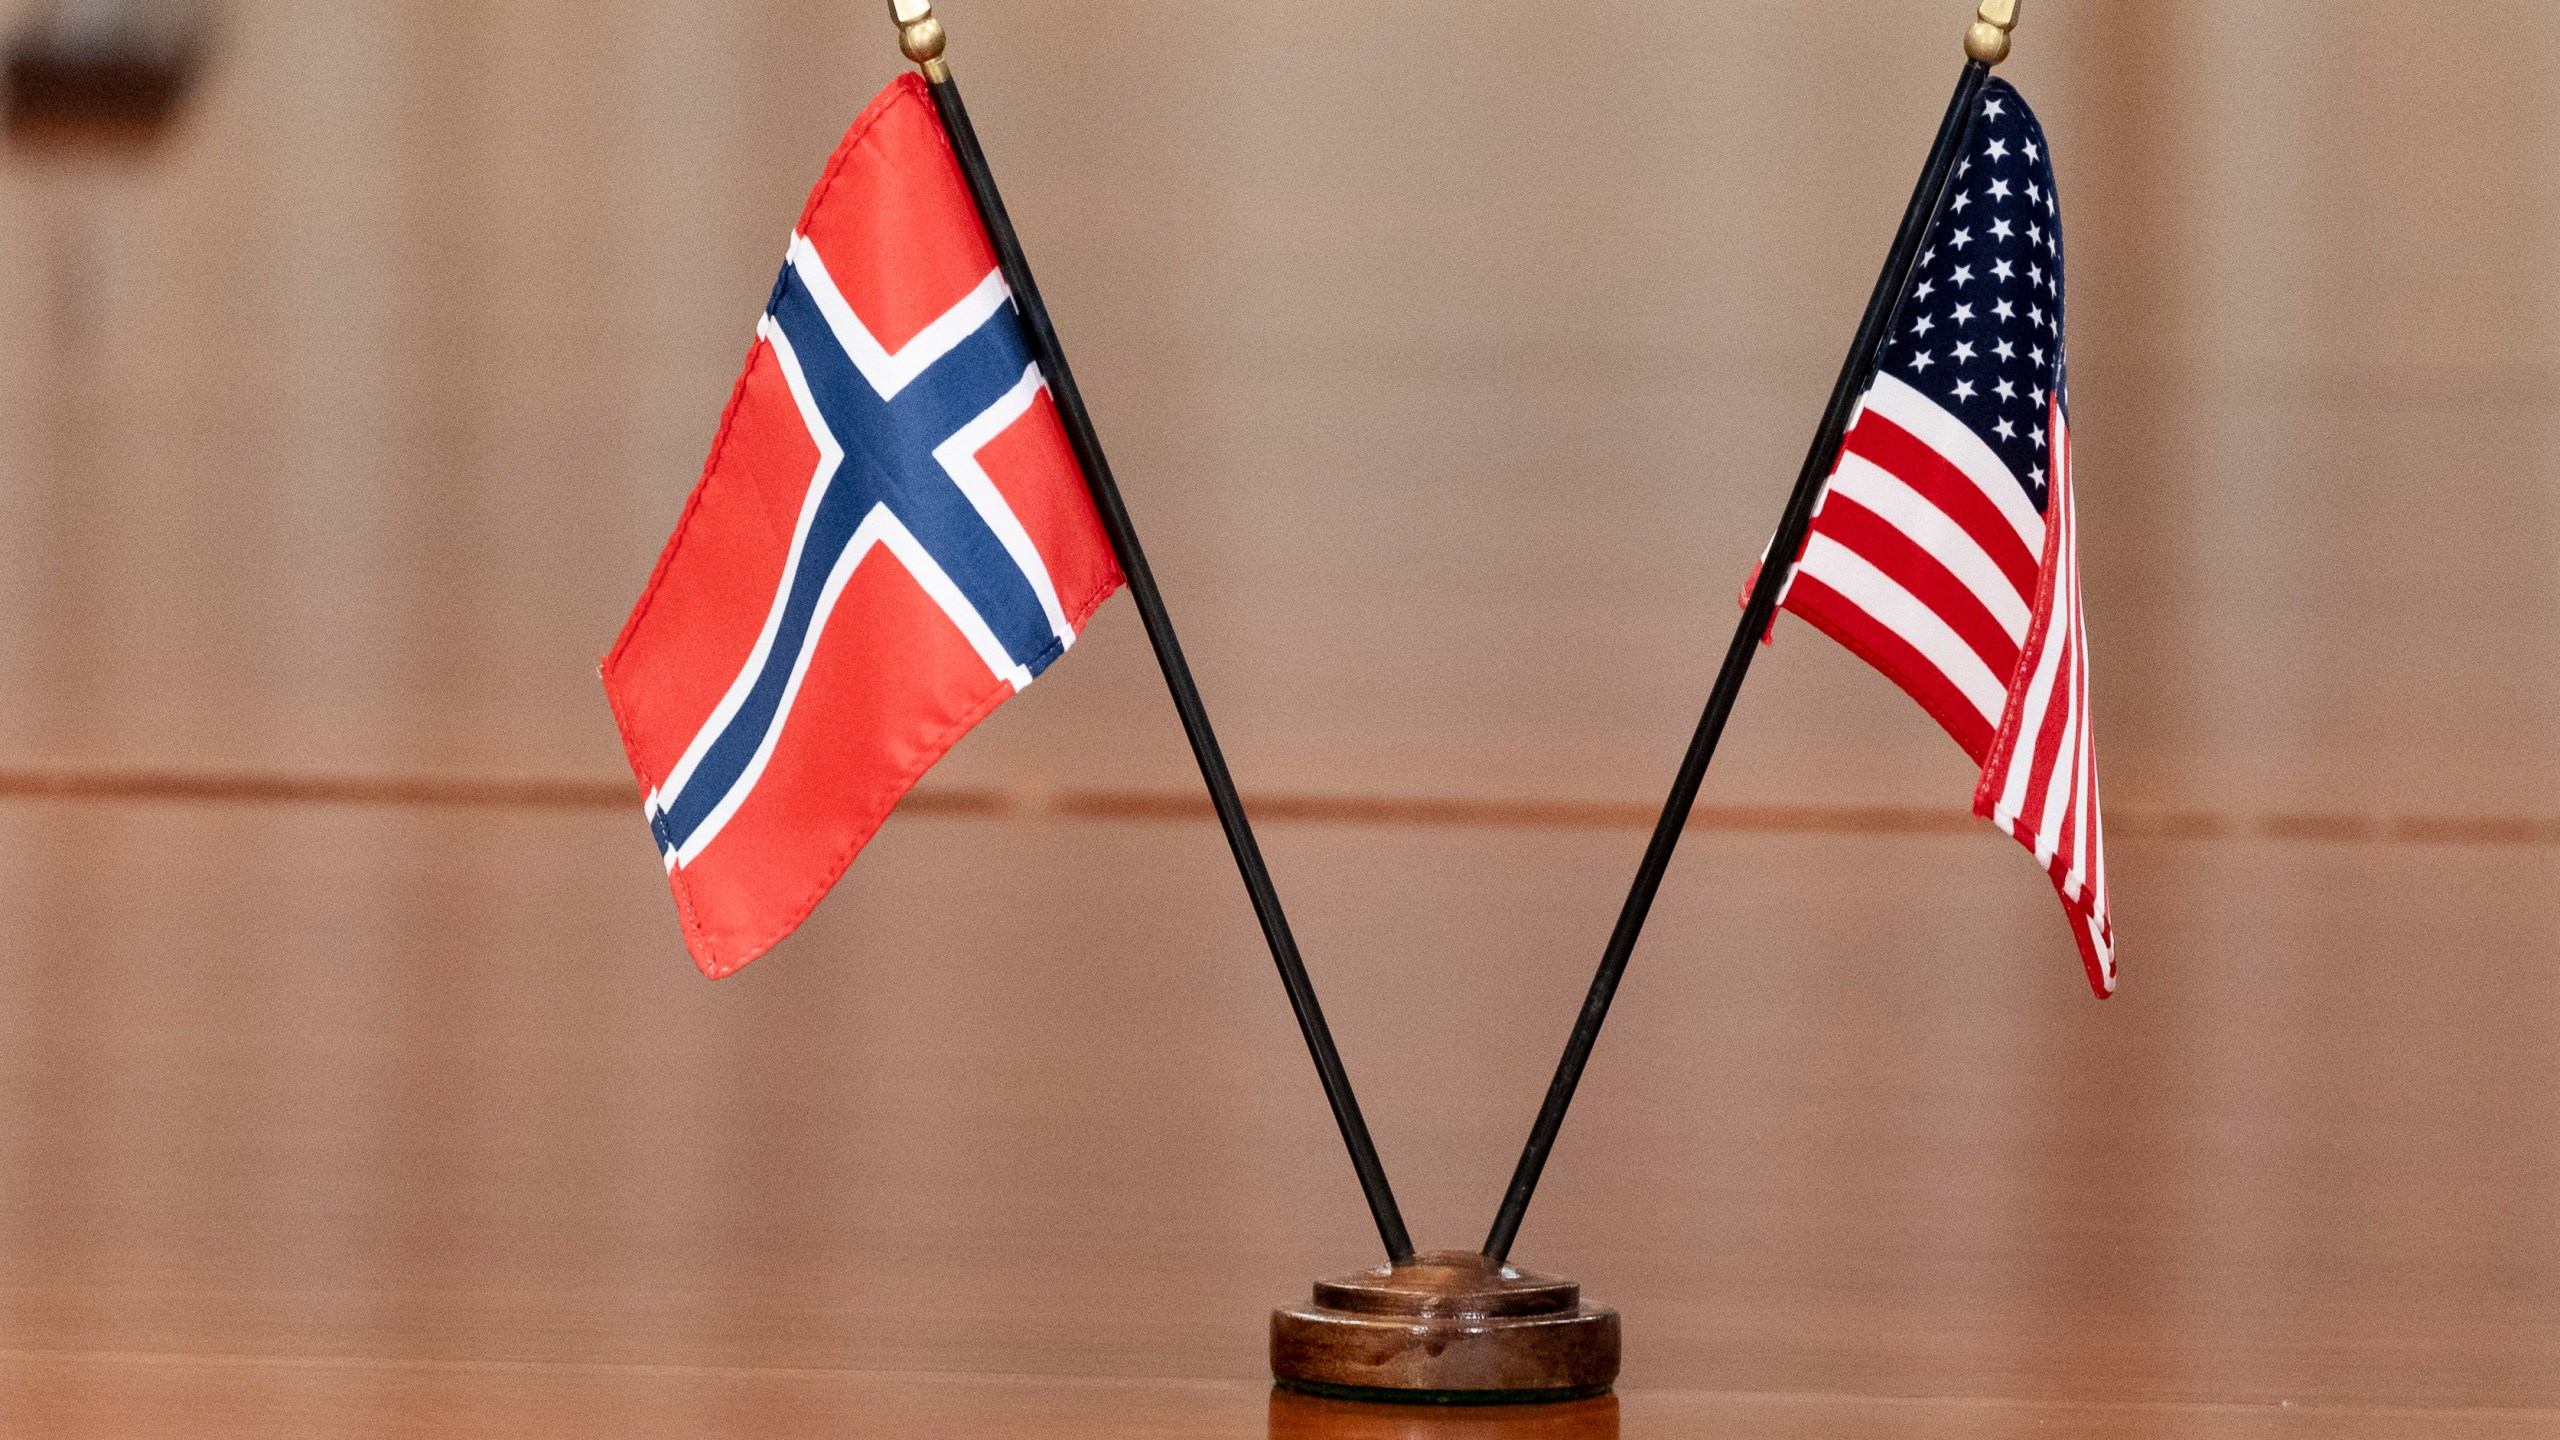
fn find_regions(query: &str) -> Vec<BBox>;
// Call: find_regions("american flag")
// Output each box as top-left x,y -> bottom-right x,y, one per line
1774,78 -> 2113,996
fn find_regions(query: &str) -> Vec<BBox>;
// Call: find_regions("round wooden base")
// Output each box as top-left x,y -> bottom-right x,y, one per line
1269,1250 -> 1620,1404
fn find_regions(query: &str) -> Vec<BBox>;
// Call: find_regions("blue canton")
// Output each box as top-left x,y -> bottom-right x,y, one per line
1874,77 -> 2067,513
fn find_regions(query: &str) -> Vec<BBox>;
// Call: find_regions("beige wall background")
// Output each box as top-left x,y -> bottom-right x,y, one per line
1,0 -> 2553,818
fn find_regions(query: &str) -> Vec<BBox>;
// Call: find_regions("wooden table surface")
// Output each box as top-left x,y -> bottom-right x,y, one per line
1,795 -> 2553,1436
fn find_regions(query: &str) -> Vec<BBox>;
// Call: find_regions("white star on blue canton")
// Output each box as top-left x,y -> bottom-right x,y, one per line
1882,80 -> 2062,508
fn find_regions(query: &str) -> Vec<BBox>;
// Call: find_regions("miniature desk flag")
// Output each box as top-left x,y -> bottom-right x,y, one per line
1762,79 -> 2112,995
1481,4 -> 2097,1271
603,74 -> 1123,977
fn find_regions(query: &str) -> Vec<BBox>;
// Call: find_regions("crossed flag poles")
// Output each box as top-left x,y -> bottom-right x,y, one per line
607,0 -> 2093,1274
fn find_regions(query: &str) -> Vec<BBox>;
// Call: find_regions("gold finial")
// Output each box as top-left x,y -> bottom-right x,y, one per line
1965,0 -> 2019,66
889,0 -> 949,81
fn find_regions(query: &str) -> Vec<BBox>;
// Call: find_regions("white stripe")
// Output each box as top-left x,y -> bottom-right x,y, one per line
2056,639 -> 2091,887
655,315 -> 846,815
933,363 -> 1079,651
671,504 -> 894,867
1797,533 -> 2008,725
789,237 -> 1011,401
1993,581 -> 2067,830
2032,686 -> 2080,866
1826,452 -> 2032,643
2060,462 -> 2098,901
875,513 -> 1037,694
2030,496 -> 2082,863
2059,524 -> 2092,891
646,788 -> 678,873
1860,373 -> 2045,555
2065,618 -> 2094,896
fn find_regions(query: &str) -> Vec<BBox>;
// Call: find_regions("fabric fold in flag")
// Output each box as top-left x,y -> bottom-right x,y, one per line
1762,78 -> 2114,996
603,74 -> 1124,977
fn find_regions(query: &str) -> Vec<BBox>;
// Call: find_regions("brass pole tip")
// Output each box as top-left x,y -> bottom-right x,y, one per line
1965,0 -> 2018,65
889,0 -> 948,74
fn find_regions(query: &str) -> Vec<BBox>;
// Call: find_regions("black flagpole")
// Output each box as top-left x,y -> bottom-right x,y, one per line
891,3 -> 1415,1265
1482,34 -> 2009,1263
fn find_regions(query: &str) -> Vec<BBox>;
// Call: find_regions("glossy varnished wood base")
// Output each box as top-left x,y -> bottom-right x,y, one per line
1272,1250 -> 1620,1402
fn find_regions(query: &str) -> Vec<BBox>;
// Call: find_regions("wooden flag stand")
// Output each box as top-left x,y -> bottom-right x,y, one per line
1270,1249 -> 1619,1405
881,0 -> 2017,1409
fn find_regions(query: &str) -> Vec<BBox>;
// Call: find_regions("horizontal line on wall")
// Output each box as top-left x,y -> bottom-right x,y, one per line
0,766 -> 2551,847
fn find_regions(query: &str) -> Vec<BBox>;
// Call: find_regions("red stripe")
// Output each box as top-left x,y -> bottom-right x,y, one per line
2019,586 -> 2076,848
2046,595 -> 2086,890
1811,494 -> 2023,686
1786,575 -> 1996,762
2046,770 -> 2080,892
1841,412 -> 2040,601
2066,901 -> 2112,998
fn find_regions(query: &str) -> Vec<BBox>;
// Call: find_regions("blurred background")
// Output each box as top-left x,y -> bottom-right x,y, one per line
0,0 -> 2554,1433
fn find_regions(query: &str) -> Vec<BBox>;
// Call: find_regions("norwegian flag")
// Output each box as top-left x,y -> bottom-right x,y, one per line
1770,79 -> 2113,995
604,75 -> 1122,977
